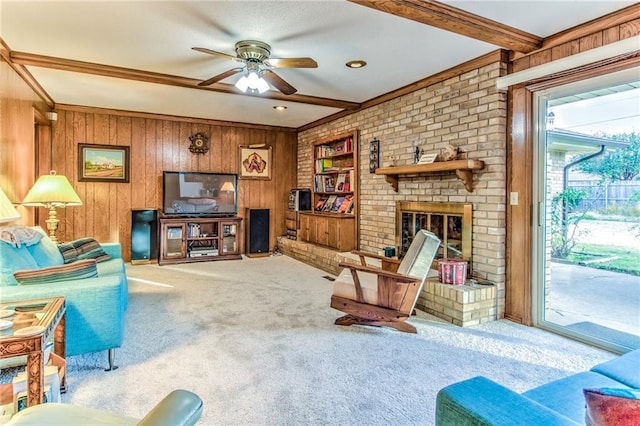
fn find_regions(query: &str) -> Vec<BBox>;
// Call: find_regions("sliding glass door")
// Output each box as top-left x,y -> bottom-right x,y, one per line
532,68 -> 640,353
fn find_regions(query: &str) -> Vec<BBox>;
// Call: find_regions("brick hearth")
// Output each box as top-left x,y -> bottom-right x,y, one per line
277,237 -> 497,327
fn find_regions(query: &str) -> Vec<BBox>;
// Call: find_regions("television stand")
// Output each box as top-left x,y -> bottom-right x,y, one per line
158,216 -> 243,265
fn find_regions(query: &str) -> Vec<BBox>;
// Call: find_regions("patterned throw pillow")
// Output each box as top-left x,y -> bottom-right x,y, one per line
57,242 -> 78,263
13,259 -> 98,285
58,238 -> 111,263
584,387 -> 640,426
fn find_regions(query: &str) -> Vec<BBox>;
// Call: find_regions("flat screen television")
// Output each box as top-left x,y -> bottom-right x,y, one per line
162,171 -> 238,217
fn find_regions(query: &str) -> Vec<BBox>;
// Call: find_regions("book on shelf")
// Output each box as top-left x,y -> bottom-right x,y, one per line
344,136 -> 352,153
315,158 -> 333,173
335,173 -> 347,192
323,176 -> 335,192
344,170 -> 352,192
314,175 -> 335,192
316,145 -> 336,158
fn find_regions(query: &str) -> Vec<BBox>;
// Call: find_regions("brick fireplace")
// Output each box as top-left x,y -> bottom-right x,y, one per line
396,201 -> 497,326
277,201 -> 498,326
396,201 -> 472,267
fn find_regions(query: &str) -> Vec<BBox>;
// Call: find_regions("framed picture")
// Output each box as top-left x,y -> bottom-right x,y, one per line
78,143 -> 130,183
239,145 -> 272,180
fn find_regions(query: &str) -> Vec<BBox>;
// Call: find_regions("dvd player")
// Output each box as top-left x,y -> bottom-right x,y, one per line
189,250 -> 218,257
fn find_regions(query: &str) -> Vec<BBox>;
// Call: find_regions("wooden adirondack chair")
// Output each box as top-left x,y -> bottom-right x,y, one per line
330,229 -> 441,333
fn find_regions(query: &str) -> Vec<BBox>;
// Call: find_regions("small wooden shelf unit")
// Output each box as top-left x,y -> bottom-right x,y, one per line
158,216 -> 242,265
375,159 -> 484,192
299,130 -> 359,252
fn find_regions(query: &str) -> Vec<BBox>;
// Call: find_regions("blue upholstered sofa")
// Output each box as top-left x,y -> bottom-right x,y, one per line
436,348 -> 640,425
0,226 -> 128,370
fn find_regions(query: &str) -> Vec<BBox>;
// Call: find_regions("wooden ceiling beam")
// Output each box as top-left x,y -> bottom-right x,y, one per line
9,51 -> 361,111
1,40 -> 55,108
349,0 -> 543,53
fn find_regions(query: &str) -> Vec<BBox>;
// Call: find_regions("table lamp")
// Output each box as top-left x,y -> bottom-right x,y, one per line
0,187 -> 21,223
22,171 -> 82,243
220,181 -> 235,204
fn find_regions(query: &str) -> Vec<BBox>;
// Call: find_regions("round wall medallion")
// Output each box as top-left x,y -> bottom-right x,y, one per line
188,132 -> 210,154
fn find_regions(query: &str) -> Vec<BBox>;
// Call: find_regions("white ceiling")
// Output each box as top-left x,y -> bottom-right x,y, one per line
1,1 -> 635,128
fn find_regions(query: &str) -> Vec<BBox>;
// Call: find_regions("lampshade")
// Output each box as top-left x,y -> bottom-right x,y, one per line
0,187 -> 21,223
235,63 -> 270,94
22,171 -> 82,207
22,171 -> 82,243
220,181 -> 236,192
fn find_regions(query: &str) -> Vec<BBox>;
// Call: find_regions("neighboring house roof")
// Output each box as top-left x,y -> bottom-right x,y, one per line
547,128 -> 629,154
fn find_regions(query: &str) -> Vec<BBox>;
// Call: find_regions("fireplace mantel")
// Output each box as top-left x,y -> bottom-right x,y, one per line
375,159 -> 484,192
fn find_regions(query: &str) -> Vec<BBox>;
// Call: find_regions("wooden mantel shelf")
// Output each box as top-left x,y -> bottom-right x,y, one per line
375,159 -> 485,192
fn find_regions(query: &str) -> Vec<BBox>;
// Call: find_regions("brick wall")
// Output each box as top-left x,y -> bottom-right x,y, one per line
297,59 -> 509,318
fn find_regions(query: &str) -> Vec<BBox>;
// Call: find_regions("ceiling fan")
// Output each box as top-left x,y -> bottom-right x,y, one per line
192,40 -> 317,95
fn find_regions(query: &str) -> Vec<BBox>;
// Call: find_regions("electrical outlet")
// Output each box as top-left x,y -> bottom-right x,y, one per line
510,192 -> 519,205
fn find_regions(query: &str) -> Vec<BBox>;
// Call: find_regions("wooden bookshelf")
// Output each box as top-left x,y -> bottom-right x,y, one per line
300,129 -> 359,251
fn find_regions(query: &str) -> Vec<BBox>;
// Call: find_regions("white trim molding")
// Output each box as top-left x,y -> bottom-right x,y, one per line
496,35 -> 640,89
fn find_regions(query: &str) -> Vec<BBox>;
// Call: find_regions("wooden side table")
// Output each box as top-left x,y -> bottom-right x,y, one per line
0,297 -> 66,408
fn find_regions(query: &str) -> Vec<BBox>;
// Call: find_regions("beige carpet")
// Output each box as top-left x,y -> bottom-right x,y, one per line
61,254 -> 615,425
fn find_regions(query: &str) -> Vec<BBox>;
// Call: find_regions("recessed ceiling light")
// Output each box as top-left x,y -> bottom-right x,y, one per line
346,60 -> 367,69
273,105 -> 287,111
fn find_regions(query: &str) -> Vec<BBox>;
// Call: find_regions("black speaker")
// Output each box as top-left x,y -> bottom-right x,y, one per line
246,208 -> 269,257
131,209 -> 158,264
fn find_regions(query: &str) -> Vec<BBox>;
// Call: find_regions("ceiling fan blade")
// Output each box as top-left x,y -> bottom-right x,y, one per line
198,67 -> 244,87
265,57 -> 318,68
192,47 -> 239,62
262,70 -> 297,95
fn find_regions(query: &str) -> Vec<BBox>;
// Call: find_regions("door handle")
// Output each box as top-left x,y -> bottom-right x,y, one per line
538,202 -> 544,227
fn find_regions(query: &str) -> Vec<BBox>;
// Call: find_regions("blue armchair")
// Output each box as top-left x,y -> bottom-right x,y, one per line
0,226 -> 128,370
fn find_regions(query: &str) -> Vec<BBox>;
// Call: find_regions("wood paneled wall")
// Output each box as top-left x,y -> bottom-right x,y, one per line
51,106 -> 297,261
0,59 -> 49,225
504,7 -> 639,324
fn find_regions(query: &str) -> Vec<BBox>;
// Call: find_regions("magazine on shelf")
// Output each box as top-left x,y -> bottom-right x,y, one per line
345,196 -> 355,214
331,196 -> 345,212
337,195 -> 353,213
315,198 -> 328,211
322,195 -> 337,212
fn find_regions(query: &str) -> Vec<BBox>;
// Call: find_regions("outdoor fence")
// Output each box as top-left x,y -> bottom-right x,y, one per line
570,180 -> 640,212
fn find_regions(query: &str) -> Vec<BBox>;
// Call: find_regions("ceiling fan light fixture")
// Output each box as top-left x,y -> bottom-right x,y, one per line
247,70 -> 261,86
235,68 -> 270,94
255,77 -> 270,93
273,105 -> 287,111
235,75 -> 250,92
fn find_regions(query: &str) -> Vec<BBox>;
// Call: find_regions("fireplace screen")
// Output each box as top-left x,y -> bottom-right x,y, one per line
396,202 -> 472,268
